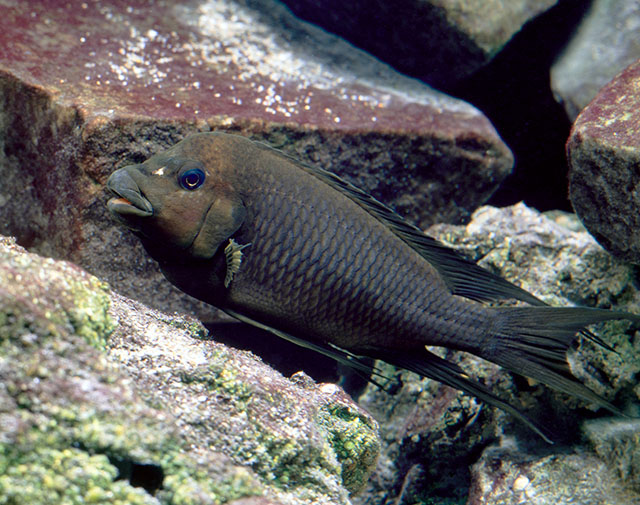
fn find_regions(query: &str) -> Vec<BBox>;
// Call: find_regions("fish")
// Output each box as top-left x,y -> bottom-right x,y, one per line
106,132 -> 638,441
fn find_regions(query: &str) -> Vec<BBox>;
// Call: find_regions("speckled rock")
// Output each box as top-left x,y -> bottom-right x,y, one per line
567,58 -> 640,264
0,235 -> 262,505
583,418 -> 640,492
353,203 -> 640,505
467,446 -> 640,505
107,295 -> 381,502
0,235 -> 381,504
0,0 -> 512,320
551,0 -> 640,121
282,0 -> 557,88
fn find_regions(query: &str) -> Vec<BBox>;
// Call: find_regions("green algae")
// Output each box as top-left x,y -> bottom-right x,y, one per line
0,237 -> 114,349
0,422 -> 262,505
0,238 -> 264,505
0,446 -> 156,505
65,276 -> 114,349
317,403 -> 381,494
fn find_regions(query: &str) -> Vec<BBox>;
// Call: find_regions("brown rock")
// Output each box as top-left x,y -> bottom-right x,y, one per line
0,0 -> 512,317
567,58 -> 640,264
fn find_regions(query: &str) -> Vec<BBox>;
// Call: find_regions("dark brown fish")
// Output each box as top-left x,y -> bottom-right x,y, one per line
106,132 -> 638,441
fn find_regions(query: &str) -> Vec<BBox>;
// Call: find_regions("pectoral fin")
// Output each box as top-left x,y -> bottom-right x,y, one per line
224,239 -> 251,288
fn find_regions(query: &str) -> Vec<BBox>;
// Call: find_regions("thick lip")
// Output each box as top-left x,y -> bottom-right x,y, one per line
106,168 -> 153,217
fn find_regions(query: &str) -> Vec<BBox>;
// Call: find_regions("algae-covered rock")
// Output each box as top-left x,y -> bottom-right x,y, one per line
355,203 -> 640,505
0,235 -> 380,504
0,235 -> 262,504
108,295 -> 380,502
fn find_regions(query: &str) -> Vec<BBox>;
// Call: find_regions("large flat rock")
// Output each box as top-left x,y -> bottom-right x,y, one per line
0,0 -> 512,317
567,58 -> 640,264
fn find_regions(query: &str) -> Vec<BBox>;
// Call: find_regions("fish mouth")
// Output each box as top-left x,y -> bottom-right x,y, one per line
106,168 -> 153,218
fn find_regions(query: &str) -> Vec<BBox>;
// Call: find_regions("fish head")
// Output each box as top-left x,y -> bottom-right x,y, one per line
106,134 -> 247,261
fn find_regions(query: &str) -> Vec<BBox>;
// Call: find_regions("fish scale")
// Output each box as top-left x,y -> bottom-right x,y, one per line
106,132 -> 640,441
232,159 -> 469,352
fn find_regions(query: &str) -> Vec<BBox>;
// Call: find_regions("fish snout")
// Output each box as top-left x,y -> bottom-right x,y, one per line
106,168 -> 154,217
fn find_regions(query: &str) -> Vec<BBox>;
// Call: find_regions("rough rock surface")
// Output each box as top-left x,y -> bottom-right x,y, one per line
282,0 -> 557,88
567,58 -> 640,264
467,446 -> 640,505
0,0 -> 512,320
551,0 -> 640,121
583,418 -> 640,492
0,235 -> 380,505
353,203 -> 640,505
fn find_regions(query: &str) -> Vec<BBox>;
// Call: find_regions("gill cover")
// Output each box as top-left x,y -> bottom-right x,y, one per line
190,194 -> 247,259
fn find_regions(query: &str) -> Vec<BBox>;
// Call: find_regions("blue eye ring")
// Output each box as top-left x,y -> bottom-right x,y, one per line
179,168 -> 205,190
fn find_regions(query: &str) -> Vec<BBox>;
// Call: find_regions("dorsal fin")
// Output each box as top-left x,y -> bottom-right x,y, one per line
257,141 -> 544,306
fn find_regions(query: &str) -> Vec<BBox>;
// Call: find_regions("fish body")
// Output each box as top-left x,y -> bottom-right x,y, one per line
107,132 -> 638,440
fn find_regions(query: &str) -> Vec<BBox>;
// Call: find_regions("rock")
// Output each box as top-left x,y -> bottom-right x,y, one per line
353,203 -> 640,504
583,418 -> 640,492
282,0 -> 557,88
430,204 -> 640,407
449,0 -> 592,213
0,0 -> 512,320
468,446 -> 640,505
0,235 -> 381,504
551,0 -> 640,121
567,58 -> 640,264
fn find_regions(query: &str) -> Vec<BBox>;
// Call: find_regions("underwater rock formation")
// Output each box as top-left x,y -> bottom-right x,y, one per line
468,446 -> 640,505
354,203 -> 640,504
0,0 -> 511,319
282,0 -> 557,88
567,58 -> 640,265
0,235 -> 380,505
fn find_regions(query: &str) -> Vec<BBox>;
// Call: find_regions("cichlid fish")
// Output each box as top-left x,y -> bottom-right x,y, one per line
107,132 -> 638,441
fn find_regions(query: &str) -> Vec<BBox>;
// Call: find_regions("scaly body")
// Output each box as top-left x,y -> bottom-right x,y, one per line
107,132 -> 638,440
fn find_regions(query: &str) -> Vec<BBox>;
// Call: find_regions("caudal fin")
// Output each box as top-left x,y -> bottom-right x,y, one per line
378,306 -> 637,442
483,306 -> 639,415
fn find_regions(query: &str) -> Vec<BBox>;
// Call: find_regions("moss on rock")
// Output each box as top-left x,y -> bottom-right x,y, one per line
0,236 -> 114,349
317,401 -> 381,494
0,236 -> 264,505
1,235 -> 379,504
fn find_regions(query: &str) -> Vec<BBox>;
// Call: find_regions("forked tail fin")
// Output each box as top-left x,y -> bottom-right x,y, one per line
484,306 -> 638,415
380,306 -> 638,442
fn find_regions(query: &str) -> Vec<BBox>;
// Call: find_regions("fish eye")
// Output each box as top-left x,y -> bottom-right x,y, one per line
179,168 -> 205,190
